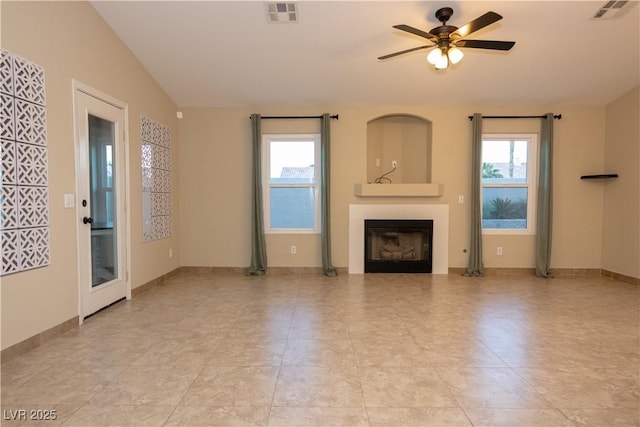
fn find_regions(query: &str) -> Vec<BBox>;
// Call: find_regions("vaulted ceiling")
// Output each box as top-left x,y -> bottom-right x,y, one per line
91,1 -> 639,108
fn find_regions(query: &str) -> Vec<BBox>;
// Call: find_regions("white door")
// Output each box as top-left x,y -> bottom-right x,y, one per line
74,85 -> 128,319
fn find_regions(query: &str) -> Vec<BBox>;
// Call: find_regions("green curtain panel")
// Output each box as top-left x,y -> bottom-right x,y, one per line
465,113 -> 485,276
535,113 -> 554,277
320,114 -> 337,277
248,114 -> 267,275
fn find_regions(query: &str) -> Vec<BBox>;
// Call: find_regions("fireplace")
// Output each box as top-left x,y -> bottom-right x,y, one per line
364,219 -> 433,273
349,204 -> 448,274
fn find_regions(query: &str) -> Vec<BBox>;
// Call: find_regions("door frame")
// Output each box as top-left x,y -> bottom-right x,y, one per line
72,80 -> 131,324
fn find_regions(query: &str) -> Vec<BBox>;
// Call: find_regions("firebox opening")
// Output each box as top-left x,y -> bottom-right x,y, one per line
364,219 -> 433,273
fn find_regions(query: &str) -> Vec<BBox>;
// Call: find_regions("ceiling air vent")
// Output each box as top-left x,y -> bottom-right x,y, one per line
592,0 -> 637,19
266,2 -> 298,23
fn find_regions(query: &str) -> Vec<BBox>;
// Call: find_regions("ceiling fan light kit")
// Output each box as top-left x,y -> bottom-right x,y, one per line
379,6 -> 515,70
447,47 -> 464,64
427,47 -> 445,67
428,46 -> 464,69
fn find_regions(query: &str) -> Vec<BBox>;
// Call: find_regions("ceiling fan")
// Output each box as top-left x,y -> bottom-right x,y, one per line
379,7 -> 515,70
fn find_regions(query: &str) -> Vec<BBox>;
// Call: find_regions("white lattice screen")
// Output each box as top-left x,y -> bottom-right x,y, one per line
141,115 -> 172,242
1,49 -> 50,275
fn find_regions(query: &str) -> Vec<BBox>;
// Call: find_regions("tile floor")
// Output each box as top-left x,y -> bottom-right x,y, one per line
1,271 -> 638,426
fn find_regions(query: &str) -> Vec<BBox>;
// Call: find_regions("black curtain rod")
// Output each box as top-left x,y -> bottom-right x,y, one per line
468,114 -> 562,121
252,114 -> 339,120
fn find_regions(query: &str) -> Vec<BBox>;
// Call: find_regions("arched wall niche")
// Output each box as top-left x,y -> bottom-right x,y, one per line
367,114 -> 432,184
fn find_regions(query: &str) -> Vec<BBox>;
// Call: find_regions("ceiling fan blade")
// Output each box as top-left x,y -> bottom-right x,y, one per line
450,11 -> 502,40
378,45 -> 431,60
393,25 -> 439,43
455,39 -> 515,51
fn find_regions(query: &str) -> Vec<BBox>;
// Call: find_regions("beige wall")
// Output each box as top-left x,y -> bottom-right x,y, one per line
178,104 -> 608,271
602,86 -> 640,278
1,1 -> 180,350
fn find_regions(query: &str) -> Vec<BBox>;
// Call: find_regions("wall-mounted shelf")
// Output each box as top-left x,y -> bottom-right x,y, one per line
354,183 -> 443,197
580,174 -> 619,180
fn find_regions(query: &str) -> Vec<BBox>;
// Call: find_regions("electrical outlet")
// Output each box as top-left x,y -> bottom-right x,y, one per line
169,248 -> 173,258
392,160 -> 398,168
290,245 -> 296,255
497,247 -> 503,256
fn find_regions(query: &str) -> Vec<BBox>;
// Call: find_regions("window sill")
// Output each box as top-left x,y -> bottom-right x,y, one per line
266,230 -> 320,235
482,229 -> 534,235
354,183 -> 443,197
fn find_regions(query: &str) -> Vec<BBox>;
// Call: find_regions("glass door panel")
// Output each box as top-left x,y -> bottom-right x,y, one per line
88,115 -> 118,287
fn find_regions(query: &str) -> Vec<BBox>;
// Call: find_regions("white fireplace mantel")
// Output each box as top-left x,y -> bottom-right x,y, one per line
354,183 -> 443,197
349,204 -> 449,274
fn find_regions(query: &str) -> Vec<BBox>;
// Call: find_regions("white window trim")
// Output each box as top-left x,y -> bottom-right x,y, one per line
481,133 -> 538,235
262,133 -> 321,234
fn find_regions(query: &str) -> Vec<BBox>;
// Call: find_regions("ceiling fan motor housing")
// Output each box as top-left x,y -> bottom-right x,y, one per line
430,25 -> 458,40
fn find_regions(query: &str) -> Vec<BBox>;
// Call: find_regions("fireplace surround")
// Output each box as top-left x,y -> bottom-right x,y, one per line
349,204 -> 448,274
365,219 -> 433,273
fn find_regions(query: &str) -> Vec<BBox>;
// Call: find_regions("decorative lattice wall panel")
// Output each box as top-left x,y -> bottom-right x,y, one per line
141,115 -> 172,242
1,49 -> 49,275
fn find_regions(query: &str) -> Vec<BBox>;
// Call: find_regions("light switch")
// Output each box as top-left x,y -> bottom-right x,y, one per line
458,195 -> 464,204
64,194 -> 75,208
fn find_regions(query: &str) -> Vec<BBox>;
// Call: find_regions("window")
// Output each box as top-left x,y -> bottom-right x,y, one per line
481,133 -> 537,234
263,134 -> 321,233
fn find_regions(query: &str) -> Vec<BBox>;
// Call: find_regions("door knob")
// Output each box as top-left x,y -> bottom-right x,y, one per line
83,216 -> 93,224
